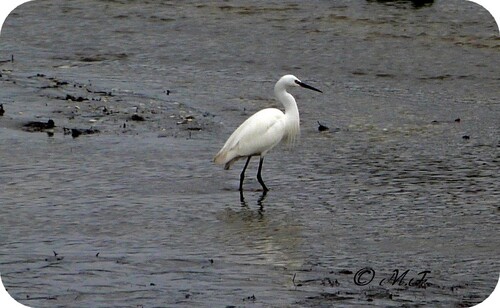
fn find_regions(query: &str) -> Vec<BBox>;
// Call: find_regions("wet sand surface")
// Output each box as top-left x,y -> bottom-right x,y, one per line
0,0 -> 499,307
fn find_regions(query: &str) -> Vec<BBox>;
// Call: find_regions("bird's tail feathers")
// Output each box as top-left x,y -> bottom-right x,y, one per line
213,152 -> 226,165
223,157 -> 241,170
214,151 -> 241,170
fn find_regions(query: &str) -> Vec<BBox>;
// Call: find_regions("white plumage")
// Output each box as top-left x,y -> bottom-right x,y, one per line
214,74 -> 322,192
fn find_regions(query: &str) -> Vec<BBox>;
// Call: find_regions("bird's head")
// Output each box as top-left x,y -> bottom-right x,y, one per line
279,74 -> 322,93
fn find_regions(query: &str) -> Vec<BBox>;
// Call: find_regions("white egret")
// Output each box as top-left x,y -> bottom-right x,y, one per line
214,74 -> 322,192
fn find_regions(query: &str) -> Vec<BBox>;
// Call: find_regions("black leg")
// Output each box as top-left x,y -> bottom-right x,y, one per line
257,157 -> 269,192
239,156 -> 252,191
240,190 -> 246,204
257,190 -> 268,207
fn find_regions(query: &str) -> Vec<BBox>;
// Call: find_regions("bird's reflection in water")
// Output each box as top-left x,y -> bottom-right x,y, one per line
240,190 -> 268,216
216,190 -> 304,270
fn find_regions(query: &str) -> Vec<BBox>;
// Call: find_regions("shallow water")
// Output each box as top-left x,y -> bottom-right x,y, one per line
0,0 -> 499,307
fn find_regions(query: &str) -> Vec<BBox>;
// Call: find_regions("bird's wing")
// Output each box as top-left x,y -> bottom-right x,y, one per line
215,108 -> 285,164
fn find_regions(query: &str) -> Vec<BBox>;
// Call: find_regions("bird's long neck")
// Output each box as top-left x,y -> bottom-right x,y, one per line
274,84 -> 300,144
274,84 -> 299,117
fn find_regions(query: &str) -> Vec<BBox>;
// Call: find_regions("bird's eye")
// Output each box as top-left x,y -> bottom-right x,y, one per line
294,80 -> 301,85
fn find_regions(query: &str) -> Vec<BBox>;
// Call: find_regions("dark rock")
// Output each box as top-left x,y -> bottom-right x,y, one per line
318,121 -> 329,132
23,119 -> 55,131
65,94 -> 86,102
64,127 -> 100,138
130,114 -> 146,121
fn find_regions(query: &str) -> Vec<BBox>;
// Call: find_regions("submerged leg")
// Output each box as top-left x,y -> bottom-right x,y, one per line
239,156 -> 252,191
257,157 -> 269,192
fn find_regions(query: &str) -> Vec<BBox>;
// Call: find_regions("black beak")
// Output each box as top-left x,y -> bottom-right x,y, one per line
295,80 -> 322,93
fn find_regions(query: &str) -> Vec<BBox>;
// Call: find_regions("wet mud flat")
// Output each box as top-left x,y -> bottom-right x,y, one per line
0,66 -> 213,139
1,0 -> 499,307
